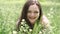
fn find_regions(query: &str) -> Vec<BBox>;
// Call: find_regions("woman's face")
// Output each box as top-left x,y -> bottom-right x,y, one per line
27,4 -> 40,24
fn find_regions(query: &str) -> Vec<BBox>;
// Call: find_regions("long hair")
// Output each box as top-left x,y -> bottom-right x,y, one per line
16,0 -> 43,31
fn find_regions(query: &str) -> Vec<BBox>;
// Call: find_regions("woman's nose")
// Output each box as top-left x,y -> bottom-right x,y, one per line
31,13 -> 35,16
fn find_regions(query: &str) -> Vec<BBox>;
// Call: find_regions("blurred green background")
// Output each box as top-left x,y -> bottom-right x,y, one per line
0,0 -> 60,34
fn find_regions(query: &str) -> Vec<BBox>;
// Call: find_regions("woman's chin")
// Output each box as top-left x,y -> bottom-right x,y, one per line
29,20 -> 35,24
28,19 -> 36,24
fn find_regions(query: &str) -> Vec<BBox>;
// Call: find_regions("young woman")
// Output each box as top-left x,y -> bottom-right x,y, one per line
13,0 -> 52,34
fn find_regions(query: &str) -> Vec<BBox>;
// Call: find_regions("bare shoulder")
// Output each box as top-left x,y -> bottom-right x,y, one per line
41,15 -> 50,27
42,15 -> 50,24
41,15 -> 52,32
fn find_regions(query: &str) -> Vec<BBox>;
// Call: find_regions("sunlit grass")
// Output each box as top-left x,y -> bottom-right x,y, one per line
0,0 -> 60,34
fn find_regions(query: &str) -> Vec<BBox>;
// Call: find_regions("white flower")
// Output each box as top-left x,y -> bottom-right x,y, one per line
24,29 -> 27,32
21,26 -> 24,28
29,29 -> 32,32
21,22 -> 24,25
39,31 -> 42,34
22,19 -> 25,22
13,31 -> 17,34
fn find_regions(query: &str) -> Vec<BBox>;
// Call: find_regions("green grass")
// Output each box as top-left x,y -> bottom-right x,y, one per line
0,0 -> 60,34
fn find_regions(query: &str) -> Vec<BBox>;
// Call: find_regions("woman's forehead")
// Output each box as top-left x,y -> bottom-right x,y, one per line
28,4 -> 39,11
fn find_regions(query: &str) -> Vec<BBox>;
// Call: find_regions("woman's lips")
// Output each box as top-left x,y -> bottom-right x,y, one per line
29,17 -> 35,19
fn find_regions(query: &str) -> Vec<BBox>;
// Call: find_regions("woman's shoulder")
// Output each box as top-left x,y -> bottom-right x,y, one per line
42,15 -> 50,24
41,15 -> 50,28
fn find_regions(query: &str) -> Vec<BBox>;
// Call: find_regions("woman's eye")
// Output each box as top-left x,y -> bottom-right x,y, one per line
28,11 -> 31,13
34,11 -> 39,13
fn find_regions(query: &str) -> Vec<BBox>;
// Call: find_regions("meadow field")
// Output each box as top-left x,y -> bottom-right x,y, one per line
0,0 -> 60,34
